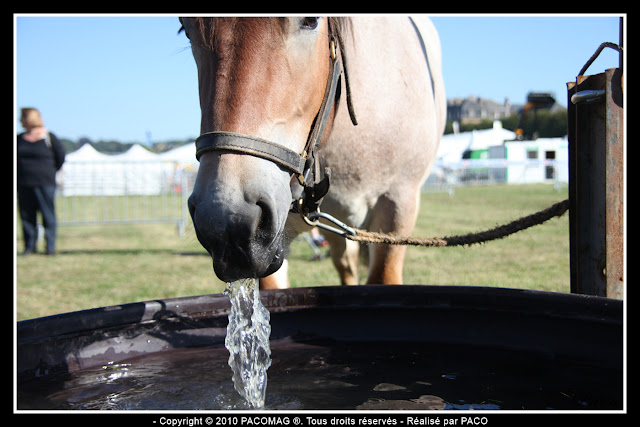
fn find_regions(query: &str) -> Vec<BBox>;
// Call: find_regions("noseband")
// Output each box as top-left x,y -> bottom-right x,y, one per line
194,20 -> 357,216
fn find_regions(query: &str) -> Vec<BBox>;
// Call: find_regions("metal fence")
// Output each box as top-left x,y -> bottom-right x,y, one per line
55,160 -> 196,236
422,158 -> 569,193
53,156 -> 568,238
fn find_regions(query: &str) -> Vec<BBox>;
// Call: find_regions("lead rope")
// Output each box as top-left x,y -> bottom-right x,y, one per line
310,199 -> 569,247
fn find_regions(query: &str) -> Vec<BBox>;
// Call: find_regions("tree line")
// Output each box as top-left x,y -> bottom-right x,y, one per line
58,136 -> 197,155
59,108 -> 568,154
444,109 -> 568,140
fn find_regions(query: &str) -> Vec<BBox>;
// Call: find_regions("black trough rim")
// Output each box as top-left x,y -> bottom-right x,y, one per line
17,285 -> 623,381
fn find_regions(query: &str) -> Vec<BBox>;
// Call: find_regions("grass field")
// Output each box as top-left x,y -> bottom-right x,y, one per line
15,184 -> 570,321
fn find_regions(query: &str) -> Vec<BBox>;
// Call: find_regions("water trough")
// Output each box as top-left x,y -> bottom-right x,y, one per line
17,285 -> 623,410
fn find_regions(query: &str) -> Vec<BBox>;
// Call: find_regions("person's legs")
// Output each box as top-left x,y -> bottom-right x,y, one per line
17,187 -> 38,254
36,185 -> 58,254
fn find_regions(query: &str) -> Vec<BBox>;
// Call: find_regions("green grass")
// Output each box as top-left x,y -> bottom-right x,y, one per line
15,184 -> 569,321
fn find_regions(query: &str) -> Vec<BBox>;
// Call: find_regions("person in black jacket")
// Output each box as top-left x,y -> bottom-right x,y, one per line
17,108 -> 66,255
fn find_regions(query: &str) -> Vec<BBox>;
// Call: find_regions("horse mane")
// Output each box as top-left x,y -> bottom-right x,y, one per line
328,17 -> 353,43
328,17 -> 358,125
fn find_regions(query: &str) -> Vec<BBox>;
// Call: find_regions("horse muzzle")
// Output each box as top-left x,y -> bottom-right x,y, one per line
188,169 -> 288,282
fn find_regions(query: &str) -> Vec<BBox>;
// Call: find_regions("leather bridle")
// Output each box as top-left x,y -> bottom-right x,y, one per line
194,19 -> 357,219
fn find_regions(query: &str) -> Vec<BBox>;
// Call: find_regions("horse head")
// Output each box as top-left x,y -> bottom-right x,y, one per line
181,17 -> 348,282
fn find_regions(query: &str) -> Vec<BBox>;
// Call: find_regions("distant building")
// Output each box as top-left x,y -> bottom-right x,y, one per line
447,96 -> 520,125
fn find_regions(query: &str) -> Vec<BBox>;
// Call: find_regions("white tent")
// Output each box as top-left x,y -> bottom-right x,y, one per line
159,142 -> 198,166
64,143 -> 111,161
467,121 -> 516,153
158,143 -> 199,194
425,121 -> 517,188
435,120 -> 516,165
111,144 -> 158,161
60,144 -> 114,196
436,132 -> 472,164
60,144 -> 177,196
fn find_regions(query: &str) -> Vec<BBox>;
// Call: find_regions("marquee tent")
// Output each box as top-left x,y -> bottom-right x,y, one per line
435,120 -> 517,164
59,143 -> 195,196
159,142 -> 197,165
111,144 -> 159,161
426,120 -> 567,186
64,142 -> 111,162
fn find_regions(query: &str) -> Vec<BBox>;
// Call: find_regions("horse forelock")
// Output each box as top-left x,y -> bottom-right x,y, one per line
328,17 -> 353,42
188,17 -> 287,52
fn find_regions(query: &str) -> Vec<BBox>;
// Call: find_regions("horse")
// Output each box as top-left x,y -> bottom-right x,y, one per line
180,16 -> 446,289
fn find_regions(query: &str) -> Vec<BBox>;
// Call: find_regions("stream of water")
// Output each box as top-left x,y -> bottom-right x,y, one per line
223,278 -> 272,409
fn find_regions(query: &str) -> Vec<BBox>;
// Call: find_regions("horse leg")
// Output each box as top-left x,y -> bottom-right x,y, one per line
365,191 -> 420,285
366,244 -> 406,284
325,232 -> 360,285
259,259 -> 290,289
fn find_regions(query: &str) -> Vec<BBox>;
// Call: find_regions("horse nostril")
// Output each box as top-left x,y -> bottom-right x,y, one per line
256,200 -> 271,228
254,198 -> 278,243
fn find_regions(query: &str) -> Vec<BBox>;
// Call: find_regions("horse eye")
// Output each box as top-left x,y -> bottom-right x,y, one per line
300,17 -> 319,30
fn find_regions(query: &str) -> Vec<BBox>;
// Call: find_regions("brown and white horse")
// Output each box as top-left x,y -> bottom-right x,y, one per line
180,16 -> 445,288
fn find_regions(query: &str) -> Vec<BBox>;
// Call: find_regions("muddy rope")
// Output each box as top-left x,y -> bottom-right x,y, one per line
344,199 -> 569,247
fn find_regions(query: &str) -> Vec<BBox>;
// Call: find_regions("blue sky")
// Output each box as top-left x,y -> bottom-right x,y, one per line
15,14 -> 623,143
430,15 -> 622,105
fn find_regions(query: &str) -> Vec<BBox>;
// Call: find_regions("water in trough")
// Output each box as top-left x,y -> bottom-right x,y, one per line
16,285 -> 623,410
17,339 -> 621,410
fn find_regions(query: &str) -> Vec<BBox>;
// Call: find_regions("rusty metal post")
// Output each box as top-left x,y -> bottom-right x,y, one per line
567,68 -> 624,299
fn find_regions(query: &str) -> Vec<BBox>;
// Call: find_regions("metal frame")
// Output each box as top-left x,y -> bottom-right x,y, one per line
567,67 -> 624,298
